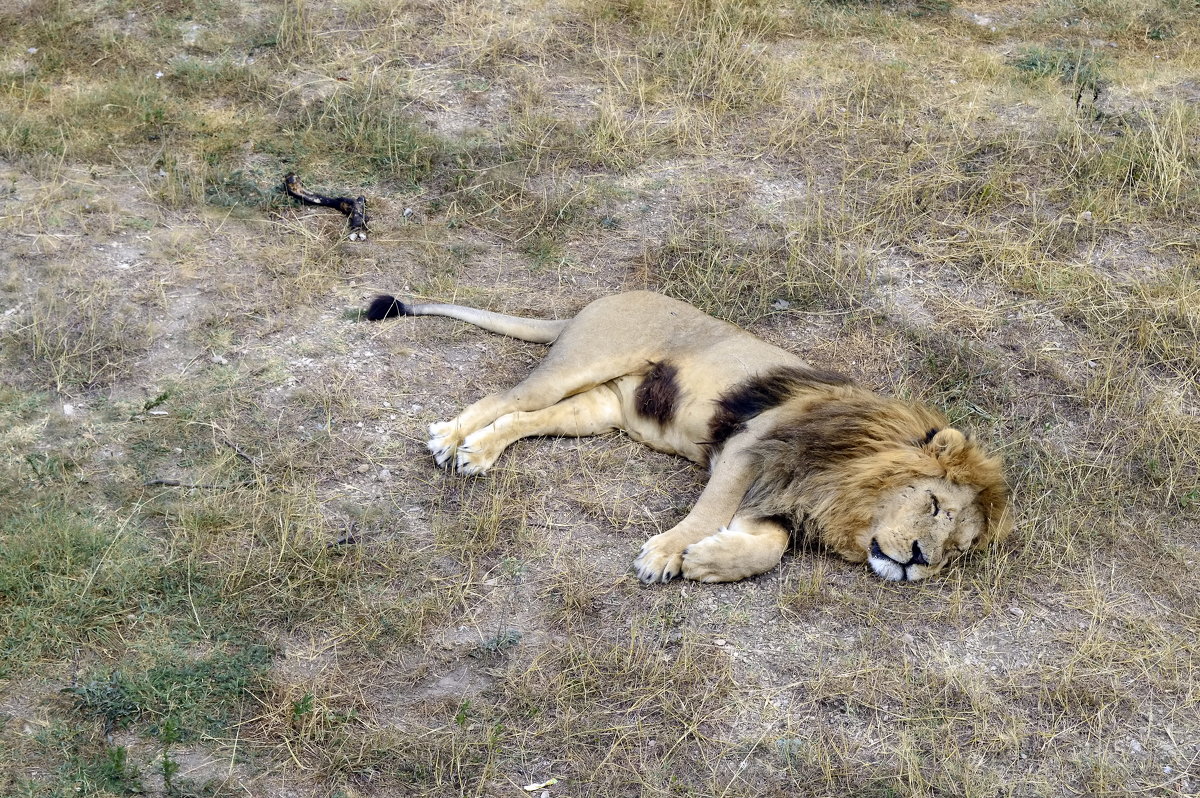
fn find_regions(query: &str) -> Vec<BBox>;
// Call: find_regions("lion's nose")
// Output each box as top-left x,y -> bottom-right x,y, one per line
871,539 -> 930,568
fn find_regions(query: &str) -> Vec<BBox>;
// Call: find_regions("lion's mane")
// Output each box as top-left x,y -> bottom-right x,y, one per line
739,385 -> 1012,561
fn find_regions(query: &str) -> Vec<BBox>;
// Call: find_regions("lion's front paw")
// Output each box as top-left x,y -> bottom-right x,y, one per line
633,532 -> 686,584
427,421 -> 461,468
681,523 -> 787,583
681,529 -> 747,583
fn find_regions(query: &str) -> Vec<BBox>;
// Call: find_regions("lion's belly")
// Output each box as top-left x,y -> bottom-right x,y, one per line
607,375 -> 712,464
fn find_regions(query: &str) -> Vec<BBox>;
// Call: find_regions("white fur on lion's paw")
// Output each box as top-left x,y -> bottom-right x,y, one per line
426,421 -> 458,468
633,532 -> 685,584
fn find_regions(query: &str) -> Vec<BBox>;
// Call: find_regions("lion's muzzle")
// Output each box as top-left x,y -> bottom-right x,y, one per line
867,538 -> 933,582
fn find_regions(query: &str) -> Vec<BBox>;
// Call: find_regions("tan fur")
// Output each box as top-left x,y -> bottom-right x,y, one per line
397,291 -> 1011,583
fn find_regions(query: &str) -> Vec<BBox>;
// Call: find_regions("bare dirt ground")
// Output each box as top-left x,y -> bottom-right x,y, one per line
1,1 -> 1198,796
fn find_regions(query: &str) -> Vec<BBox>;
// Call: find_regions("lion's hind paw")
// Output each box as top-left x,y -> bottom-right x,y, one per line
454,444 -> 492,475
427,421 -> 458,468
454,429 -> 503,475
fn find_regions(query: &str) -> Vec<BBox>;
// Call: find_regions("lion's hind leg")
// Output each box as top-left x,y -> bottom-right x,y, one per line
680,517 -> 789,583
452,385 -> 624,475
428,344 -> 649,470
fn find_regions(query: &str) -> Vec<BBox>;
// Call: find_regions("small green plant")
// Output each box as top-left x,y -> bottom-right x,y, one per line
471,629 -> 522,659
1012,46 -> 1105,106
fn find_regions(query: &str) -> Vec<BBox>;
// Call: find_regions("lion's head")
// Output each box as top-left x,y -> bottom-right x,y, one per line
742,399 -> 1012,581
845,428 -> 1012,581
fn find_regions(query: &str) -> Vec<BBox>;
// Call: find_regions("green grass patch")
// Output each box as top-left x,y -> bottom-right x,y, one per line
66,642 -> 273,741
0,505 -> 159,678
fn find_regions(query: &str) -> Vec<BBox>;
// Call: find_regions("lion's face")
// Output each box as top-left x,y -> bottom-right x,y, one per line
861,477 -> 987,582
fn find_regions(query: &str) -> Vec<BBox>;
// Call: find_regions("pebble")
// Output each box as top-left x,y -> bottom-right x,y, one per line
714,638 -> 726,646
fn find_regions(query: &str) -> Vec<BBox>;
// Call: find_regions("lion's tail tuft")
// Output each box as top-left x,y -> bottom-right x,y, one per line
366,294 -> 411,321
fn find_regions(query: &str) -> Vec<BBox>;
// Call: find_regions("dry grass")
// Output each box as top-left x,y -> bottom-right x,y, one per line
2,1 -> 1199,796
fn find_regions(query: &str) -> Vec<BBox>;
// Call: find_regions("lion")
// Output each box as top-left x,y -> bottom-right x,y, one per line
367,290 -> 1012,583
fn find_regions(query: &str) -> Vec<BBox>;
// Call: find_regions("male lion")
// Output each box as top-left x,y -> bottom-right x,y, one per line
367,291 -> 1011,583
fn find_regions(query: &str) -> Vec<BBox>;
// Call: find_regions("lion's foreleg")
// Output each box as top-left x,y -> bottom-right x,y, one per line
680,517 -> 789,583
454,387 -> 624,475
633,441 -> 758,583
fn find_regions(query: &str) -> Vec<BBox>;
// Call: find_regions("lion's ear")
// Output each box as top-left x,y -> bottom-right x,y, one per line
926,427 -> 968,457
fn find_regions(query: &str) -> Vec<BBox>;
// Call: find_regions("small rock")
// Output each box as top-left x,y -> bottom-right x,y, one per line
901,633 -> 915,645
1009,606 -> 1025,618
376,468 -> 392,482
714,638 -> 726,646
356,464 -> 370,474
771,299 -> 791,311
62,403 -> 75,416
211,353 -> 229,365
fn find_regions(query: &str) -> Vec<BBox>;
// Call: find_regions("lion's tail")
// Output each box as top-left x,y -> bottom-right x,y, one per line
364,294 -> 567,344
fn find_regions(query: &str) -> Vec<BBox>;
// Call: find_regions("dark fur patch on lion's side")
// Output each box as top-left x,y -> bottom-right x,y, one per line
365,294 -> 410,321
708,366 -> 853,449
635,361 -> 681,425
